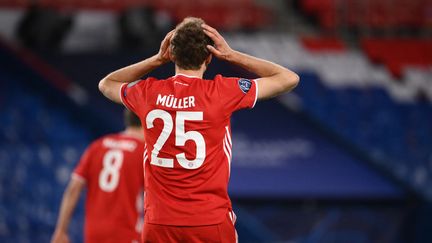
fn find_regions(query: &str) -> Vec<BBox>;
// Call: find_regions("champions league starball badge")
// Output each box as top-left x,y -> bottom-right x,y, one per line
238,78 -> 252,93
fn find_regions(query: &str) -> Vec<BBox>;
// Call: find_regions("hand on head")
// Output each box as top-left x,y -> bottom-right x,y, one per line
202,24 -> 234,61
157,30 -> 175,64
158,24 -> 233,64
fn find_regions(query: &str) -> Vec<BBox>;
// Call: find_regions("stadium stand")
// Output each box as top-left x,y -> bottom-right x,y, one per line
0,47 -> 90,243
361,38 -> 432,78
300,36 -> 347,52
299,0 -> 431,31
0,0 -> 271,30
1,1 -> 431,241
226,33 -> 432,200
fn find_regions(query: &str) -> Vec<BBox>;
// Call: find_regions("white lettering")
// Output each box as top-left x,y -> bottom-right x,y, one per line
155,94 -> 196,109
178,98 -> 184,109
166,95 -> 174,108
189,96 -> 195,107
156,94 -> 167,106
103,139 -> 137,151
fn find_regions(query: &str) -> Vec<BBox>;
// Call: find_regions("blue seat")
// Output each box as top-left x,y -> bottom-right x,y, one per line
297,71 -> 432,196
0,71 -> 90,242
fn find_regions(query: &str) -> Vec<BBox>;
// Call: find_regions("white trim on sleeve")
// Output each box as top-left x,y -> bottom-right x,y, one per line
119,83 -> 128,106
71,173 -> 86,184
251,79 -> 259,108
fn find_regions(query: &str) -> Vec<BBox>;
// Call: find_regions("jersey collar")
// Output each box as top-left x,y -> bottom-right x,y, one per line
174,73 -> 201,79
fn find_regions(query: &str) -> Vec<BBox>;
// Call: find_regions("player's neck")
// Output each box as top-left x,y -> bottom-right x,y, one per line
175,65 -> 205,79
123,127 -> 144,140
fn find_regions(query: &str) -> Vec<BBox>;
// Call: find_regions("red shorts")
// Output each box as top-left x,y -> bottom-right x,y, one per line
142,212 -> 237,243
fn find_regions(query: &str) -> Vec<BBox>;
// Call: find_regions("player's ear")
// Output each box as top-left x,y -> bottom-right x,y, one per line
205,54 -> 212,66
169,45 -> 175,62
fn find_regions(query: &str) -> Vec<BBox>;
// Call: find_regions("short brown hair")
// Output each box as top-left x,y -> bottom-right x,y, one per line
124,109 -> 141,128
171,17 -> 214,70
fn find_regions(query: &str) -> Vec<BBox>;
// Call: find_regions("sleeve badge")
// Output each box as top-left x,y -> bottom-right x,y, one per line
238,78 -> 252,93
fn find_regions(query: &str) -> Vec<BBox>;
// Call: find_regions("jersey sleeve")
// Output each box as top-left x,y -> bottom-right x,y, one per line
73,142 -> 96,183
216,75 -> 258,114
120,79 -> 149,115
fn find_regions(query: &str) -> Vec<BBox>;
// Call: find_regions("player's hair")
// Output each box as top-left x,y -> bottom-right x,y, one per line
171,17 -> 214,70
124,109 -> 141,127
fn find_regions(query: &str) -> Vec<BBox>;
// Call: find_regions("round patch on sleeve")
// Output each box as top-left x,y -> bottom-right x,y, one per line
127,79 -> 142,88
238,78 -> 252,93
124,79 -> 142,97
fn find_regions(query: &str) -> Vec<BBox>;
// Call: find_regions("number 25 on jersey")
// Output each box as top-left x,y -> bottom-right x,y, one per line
146,110 -> 206,169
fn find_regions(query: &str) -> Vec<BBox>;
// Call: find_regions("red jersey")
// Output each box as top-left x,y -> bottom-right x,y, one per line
73,133 -> 145,243
121,74 -> 257,226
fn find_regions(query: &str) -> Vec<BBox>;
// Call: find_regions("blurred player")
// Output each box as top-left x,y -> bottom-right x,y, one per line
98,17 -> 299,242
51,110 -> 145,243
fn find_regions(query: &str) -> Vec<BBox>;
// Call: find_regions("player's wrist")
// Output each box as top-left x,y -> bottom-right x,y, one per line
154,54 -> 168,66
54,227 -> 67,235
225,50 -> 241,63
55,222 -> 70,232
227,50 -> 245,65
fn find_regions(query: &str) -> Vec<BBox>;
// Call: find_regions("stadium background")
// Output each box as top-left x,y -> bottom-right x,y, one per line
0,0 -> 431,242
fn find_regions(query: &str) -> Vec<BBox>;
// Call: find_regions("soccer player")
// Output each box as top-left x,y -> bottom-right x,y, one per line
98,17 -> 299,242
51,110 -> 145,243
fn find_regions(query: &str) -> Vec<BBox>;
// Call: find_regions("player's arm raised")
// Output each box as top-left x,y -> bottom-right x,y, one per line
202,24 -> 299,100
98,30 -> 175,103
51,177 -> 85,243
